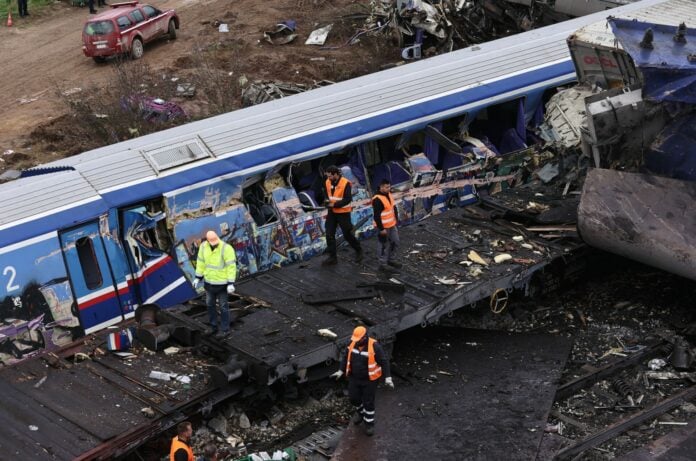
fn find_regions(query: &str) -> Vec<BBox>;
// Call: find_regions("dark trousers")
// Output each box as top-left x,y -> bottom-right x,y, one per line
87,0 -> 96,11
348,378 -> 377,426
325,211 -> 361,257
18,0 -> 28,16
377,227 -> 399,264
205,283 -> 230,333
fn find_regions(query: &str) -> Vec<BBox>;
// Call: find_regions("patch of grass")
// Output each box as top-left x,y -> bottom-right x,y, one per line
0,0 -> 55,18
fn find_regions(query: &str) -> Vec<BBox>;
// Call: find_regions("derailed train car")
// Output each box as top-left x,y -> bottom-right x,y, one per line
542,0 -> 696,280
0,0 -> 674,366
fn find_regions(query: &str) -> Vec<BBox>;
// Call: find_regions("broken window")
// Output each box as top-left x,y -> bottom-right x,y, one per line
365,135 -> 414,192
121,201 -> 172,269
469,97 -> 527,155
243,181 -> 278,227
287,160 -> 324,211
76,237 -> 103,290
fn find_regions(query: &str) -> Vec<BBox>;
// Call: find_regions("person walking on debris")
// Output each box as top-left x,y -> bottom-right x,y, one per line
372,179 -> 401,272
194,231 -> 237,338
321,165 -> 363,265
332,326 -> 394,436
170,421 -> 195,461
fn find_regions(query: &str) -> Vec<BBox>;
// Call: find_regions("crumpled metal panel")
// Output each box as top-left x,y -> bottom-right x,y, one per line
578,168 -> 696,281
538,86 -> 596,147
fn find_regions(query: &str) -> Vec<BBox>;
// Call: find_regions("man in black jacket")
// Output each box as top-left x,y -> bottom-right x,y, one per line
372,179 -> 401,272
320,165 -> 363,265
332,326 -> 393,436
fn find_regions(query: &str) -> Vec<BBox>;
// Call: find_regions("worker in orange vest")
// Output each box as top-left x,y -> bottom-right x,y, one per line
321,165 -> 363,265
331,326 -> 393,436
170,421 -> 195,461
372,179 -> 401,272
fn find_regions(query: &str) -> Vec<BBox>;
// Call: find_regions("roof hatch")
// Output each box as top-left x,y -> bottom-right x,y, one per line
142,138 -> 213,173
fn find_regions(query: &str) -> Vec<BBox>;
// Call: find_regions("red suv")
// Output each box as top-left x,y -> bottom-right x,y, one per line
82,1 -> 179,62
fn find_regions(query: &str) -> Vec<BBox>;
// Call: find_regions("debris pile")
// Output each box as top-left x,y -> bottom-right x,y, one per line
241,80 -> 335,107
352,0 -> 571,57
193,388 -> 352,458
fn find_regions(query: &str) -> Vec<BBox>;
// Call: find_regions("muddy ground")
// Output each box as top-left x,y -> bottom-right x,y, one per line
0,0 -> 403,171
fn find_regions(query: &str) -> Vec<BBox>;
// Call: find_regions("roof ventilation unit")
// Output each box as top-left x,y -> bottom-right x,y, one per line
142,138 -> 213,173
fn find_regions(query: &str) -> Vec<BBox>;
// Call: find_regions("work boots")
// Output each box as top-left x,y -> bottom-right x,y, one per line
322,255 -> 338,266
378,264 -> 398,274
351,411 -> 363,425
387,260 -> 402,269
364,424 -> 374,436
354,249 -> 364,263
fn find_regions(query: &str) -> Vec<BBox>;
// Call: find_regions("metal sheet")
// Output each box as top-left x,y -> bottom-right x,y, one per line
578,168 -> 696,281
332,327 -> 572,460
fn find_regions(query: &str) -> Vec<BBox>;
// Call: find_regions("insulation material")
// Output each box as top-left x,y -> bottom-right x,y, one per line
165,178 -> 244,221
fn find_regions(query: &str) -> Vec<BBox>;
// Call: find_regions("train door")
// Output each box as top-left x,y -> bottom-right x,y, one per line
121,206 -> 196,308
59,222 -> 125,334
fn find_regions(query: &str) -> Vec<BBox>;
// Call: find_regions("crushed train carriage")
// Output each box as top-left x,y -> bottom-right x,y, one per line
0,0 -> 682,367
537,0 -> 696,280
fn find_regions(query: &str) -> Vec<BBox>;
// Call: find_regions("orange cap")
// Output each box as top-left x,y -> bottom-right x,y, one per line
351,326 -> 366,342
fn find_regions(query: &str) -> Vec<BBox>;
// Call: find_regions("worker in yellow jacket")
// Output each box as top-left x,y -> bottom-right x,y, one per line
194,231 -> 237,338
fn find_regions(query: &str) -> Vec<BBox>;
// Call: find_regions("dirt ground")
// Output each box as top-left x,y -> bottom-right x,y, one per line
0,0 -> 398,170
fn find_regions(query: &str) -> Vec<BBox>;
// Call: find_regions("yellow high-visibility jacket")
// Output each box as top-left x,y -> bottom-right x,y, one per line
195,241 -> 237,285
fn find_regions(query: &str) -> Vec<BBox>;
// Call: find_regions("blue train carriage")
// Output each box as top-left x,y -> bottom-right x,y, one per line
160,104 -> 553,282
4,0 -> 671,364
0,63 -> 565,369
0,173 -> 196,366
0,114 -> 547,368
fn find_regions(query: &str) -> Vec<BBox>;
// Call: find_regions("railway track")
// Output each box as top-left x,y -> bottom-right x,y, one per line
546,340 -> 696,459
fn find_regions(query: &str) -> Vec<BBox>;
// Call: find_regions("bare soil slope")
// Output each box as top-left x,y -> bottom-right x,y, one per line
0,0 -> 395,170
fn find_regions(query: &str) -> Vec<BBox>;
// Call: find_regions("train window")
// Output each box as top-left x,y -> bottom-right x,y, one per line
469,98 -> 525,154
76,237 -> 103,290
362,142 -> 382,167
243,182 -> 278,226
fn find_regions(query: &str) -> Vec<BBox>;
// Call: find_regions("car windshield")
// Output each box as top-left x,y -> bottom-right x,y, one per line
84,21 -> 114,36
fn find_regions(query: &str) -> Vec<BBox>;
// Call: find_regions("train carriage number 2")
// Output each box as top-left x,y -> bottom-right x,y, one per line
3,266 -> 20,293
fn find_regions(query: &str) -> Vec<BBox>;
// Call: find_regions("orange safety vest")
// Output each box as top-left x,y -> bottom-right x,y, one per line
372,193 -> 396,229
170,436 -> 194,461
345,337 -> 382,381
326,177 -> 352,214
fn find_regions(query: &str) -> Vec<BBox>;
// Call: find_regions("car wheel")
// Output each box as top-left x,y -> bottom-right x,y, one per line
130,37 -> 144,60
92,56 -> 107,64
168,20 -> 177,39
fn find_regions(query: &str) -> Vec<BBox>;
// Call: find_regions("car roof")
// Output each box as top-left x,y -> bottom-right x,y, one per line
86,3 -> 149,21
